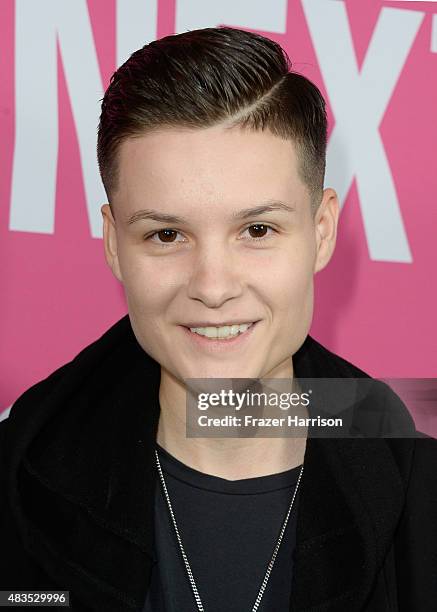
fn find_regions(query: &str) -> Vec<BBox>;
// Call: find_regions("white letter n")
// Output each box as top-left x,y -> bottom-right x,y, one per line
9,0 -> 106,237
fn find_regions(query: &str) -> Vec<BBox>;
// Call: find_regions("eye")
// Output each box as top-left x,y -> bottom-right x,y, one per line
241,223 -> 276,243
145,229 -> 186,247
143,223 -> 277,247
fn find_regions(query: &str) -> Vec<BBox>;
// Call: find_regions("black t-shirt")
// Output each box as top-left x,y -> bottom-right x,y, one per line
143,443 -> 302,612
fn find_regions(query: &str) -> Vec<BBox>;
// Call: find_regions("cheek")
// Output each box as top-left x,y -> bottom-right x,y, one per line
266,246 -> 314,300
261,248 -> 315,339
280,274 -> 314,319
119,255 -> 175,315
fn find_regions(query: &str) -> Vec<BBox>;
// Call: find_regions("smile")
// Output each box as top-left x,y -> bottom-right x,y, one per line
181,321 -> 259,351
189,322 -> 254,339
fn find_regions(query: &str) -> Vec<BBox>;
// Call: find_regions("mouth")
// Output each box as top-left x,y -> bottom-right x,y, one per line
180,321 -> 260,352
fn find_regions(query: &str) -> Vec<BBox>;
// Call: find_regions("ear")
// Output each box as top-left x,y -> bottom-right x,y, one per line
101,204 -> 123,282
313,188 -> 340,274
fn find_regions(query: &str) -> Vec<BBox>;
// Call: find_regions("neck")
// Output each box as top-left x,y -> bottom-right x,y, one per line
156,367 -> 308,481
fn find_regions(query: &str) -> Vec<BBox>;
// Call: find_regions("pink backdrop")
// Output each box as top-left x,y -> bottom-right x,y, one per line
1,0 -> 436,420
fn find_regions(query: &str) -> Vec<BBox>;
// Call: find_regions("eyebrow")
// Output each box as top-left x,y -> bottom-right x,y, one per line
125,200 -> 296,225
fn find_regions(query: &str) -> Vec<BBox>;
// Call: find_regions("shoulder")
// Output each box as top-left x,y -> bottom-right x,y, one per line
0,418 -> 11,525
409,435 -> 437,475
6,316 -> 135,425
296,334 -> 371,379
385,435 -> 437,496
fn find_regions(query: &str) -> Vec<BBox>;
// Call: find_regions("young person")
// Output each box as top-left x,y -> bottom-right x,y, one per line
1,27 -> 436,612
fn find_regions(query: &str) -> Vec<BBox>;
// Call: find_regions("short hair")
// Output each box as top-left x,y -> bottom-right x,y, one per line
97,26 -> 327,214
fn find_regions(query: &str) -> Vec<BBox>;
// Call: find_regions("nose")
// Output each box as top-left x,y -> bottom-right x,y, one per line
186,242 -> 244,308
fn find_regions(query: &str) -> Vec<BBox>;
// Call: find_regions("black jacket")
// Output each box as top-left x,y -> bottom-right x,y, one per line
1,314 -> 437,611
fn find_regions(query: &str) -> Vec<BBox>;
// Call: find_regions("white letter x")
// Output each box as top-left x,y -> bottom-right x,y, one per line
302,0 -> 424,262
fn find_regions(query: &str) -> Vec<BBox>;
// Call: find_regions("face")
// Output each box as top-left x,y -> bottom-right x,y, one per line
101,125 -> 339,386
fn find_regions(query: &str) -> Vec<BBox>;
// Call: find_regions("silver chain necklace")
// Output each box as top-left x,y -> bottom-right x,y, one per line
155,448 -> 304,612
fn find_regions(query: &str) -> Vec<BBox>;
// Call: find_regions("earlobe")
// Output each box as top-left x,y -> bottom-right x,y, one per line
314,188 -> 339,274
101,204 -> 123,282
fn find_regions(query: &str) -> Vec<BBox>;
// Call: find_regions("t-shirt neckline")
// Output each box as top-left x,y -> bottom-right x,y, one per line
155,443 -> 302,495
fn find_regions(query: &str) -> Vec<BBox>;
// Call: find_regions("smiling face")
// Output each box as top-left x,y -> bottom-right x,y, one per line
101,125 -> 339,384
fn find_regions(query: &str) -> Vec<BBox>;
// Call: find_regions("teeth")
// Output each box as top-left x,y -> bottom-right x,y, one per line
190,322 -> 253,339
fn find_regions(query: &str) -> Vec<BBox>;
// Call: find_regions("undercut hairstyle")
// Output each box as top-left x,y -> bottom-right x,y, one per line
97,26 -> 327,214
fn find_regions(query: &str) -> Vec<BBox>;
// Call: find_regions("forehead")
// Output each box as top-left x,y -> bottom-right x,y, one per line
115,126 -> 308,210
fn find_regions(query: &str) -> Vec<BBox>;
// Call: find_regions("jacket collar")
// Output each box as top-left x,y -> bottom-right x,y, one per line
6,315 -> 413,611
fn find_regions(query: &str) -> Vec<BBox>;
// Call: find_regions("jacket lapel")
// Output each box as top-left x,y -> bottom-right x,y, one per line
290,335 -> 407,611
289,436 -> 405,611
15,355 -> 161,611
